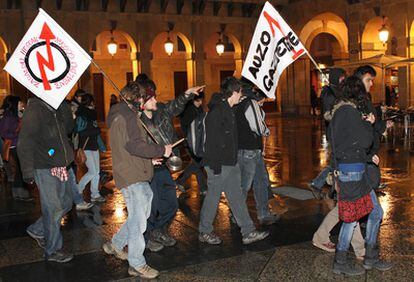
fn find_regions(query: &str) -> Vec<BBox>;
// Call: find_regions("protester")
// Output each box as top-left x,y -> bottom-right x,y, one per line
177,92 -> 208,195
199,77 -> 269,245
235,84 -> 279,225
18,97 -> 74,263
103,81 -> 172,279
309,68 -> 346,195
0,95 -> 33,201
75,93 -> 106,203
330,76 -> 392,275
137,74 -> 204,252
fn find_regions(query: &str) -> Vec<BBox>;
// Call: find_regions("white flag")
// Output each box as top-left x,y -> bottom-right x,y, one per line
242,2 -> 307,98
4,9 -> 91,109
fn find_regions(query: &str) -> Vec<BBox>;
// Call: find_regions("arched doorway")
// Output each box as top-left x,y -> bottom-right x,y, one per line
91,30 -> 138,120
150,31 -> 193,102
298,12 -> 349,113
0,36 -> 8,104
203,32 -> 242,101
309,33 -> 345,95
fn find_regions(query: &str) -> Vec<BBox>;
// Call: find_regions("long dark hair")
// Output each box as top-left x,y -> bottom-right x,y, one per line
1,95 -> 21,117
339,75 -> 369,114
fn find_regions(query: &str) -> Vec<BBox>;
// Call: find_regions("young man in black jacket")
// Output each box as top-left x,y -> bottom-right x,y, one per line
199,77 -> 269,245
18,98 -> 75,263
177,92 -> 207,195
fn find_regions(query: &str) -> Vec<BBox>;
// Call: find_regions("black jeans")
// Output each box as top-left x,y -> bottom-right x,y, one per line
146,166 -> 179,234
177,157 -> 207,192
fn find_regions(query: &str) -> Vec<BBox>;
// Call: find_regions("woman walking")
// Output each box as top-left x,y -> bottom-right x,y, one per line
0,95 -> 32,201
329,76 -> 392,276
75,93 -> 106,203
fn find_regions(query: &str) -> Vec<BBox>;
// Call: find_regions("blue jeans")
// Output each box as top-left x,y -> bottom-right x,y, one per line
337,190 -> 383,251
27,169 -> 72,256
112,182 -> 153,268
312,166 -> 332,190
238,150 -> 271,220
68,167 -> 83,205
147,167 -> 178,233
78,150 -> 100,199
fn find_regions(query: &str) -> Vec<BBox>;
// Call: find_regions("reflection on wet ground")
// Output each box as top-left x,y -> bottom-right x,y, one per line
0,115 -> 413,281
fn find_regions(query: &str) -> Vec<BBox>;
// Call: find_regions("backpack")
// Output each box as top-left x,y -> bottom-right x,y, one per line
186,112 -> 207,158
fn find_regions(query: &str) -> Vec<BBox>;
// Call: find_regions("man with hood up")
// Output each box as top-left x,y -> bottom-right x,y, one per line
309,68 -> 346,196
102,81 -> 172,279
198,77 -> 269,245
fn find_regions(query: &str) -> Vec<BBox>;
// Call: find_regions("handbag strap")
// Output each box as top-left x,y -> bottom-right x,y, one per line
82,137 -> 90,150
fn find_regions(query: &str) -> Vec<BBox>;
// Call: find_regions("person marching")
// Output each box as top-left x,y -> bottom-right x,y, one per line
103,81 -> 172,279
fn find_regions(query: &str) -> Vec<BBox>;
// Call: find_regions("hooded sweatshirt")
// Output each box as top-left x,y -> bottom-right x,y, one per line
203,93 -> 238,174
107,101 -> 165,189
321,68 -> 346,119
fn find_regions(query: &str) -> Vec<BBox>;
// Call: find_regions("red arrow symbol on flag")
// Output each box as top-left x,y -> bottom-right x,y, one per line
263,11 -> 305,60
36,22 -> 56,91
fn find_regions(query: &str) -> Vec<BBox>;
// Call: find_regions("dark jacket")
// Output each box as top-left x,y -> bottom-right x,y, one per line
330,101 -> 374,201
180,103 -> 204,136
321,68 -> 345,122
235,98 -> 262,150
140,92 -> 194,153
0,112 -> 20,147
204,93 -> 238,174
17,98 -> 74,181
107,101 -> 165,189
329,101 -> 374,164
75,106 -> 101,151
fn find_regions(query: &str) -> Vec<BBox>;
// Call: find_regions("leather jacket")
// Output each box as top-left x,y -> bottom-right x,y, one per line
140,92 -> 194,154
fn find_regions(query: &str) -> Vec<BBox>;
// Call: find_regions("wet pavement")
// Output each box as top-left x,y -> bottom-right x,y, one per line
0,115 -> 413,281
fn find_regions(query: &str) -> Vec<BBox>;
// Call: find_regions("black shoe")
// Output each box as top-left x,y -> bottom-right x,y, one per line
46,251 -> 73,263
333,251 -> 365,276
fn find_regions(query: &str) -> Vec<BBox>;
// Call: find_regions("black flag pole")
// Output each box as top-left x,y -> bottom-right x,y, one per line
90,59 -> 161,145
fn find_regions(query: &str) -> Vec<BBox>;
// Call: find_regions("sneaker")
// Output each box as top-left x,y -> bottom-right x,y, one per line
91,196 -> 106,203
102,242 -> 128,260
146,239 -> 164,252
199,232 -> 222,245
176,184 -> 186,193
76,201 -> 94,211
259,214 -> 281,225
27,229 -> 46,249
242,230 -> 269,245
312,241 -> 336,253
128,264 -> 159,279
46,251 -> 73,263
152,230 -> 176,247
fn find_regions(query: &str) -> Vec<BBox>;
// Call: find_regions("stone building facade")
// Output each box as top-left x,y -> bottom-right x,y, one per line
0,0 -> 413,118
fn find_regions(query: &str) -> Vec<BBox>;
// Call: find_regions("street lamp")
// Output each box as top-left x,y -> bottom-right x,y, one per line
216,37 -> 225,56
107,34 -> 117,56
164,33 -> 174,56
378,16 -> 389,45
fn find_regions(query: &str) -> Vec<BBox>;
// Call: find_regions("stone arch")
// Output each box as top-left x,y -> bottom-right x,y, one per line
300,12 -> 348,53
150,31 -> 194,101
92,29 -> 139,119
